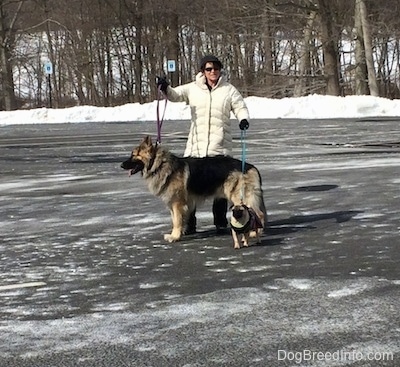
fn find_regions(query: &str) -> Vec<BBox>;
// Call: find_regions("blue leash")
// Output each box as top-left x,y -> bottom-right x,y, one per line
241,129 -> 247,173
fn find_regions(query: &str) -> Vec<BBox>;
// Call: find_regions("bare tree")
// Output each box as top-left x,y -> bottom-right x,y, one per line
3,0 -> 400,109
0,0 -> 24,110
294,6 -> 317,96
316,0 -> 341,95
355,0 -> 378,96
354,0 -> 368,95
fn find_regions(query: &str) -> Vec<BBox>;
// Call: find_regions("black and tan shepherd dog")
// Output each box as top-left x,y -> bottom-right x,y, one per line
121,136 -> 266,243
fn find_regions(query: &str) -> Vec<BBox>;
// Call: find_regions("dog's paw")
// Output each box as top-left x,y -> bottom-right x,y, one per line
164,233 -> 181,243
233,239 -> 241,249
249,230 -> 257,238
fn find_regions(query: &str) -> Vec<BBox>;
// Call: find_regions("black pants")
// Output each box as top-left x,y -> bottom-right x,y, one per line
212,198 -> 228,227
186,198 -> 228,231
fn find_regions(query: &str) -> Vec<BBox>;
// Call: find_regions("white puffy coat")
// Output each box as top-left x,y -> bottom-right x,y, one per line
166,72 -> 249,157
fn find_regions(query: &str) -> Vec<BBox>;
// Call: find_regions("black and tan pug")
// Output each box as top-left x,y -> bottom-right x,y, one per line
230,204 -> 263,249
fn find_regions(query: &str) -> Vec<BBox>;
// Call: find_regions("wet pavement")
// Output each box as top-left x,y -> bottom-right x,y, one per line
0,118 -> 399,366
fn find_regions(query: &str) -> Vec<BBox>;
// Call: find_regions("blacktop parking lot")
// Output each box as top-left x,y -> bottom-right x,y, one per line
0,117 -> 399,366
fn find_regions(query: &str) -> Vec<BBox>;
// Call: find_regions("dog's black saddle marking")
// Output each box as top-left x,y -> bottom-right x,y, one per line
186,155 -> 254,196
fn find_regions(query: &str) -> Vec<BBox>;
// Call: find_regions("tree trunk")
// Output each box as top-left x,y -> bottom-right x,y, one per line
44,1 -> 59,108
133,15 -> 143,102
167,8 -> 179,87
317,0 -> 341,96
356,0 -> 379,96
354,0 -> 369,95
0,3 -> 18,110
294,9 -> 316,97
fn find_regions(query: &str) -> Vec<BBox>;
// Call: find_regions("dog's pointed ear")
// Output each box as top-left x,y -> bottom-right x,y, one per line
143,135 -> 153,147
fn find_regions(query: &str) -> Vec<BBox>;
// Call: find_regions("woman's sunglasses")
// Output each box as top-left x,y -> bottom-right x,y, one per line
204,67 -> 220,72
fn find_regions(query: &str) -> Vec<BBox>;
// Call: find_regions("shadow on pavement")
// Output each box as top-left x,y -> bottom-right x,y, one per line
266,210 -> 363,236
293,184 -> 339,192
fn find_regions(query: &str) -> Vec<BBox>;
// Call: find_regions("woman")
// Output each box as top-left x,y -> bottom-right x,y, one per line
157,55 -> 250,234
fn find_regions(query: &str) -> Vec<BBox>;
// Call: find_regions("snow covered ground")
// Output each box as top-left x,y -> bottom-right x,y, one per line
1,94 -> 400,125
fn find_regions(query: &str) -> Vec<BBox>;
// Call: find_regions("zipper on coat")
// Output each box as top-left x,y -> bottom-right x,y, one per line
205,89 -> 212,156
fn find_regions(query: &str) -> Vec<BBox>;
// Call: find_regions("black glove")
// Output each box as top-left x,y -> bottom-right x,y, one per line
156,76 -> 169,92
239,119 -> 249,130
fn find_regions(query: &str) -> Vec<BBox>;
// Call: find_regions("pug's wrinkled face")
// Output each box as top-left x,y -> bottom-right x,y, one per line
231,205 -> 250,225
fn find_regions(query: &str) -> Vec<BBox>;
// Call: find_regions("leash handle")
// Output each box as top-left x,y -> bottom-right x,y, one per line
156,86 -> 167,144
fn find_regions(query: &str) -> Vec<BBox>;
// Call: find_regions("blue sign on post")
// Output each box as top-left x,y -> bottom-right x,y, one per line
167,60 -> 176,72
44,62 -> 53,108
44,62 -> 53,75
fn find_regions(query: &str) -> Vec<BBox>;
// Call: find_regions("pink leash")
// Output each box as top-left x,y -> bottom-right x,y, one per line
156,86 -> 167,144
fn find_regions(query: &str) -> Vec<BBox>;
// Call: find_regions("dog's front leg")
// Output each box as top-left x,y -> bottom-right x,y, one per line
242,232 -> 250,247
255,228 -> 261,244
231,229 -> 241,249
164,202 -> 183,243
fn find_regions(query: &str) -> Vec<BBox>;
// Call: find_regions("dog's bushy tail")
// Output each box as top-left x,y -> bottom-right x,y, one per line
241,167 -> 267,230
255,168 -> 268,230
